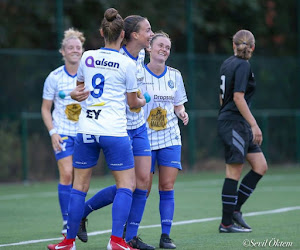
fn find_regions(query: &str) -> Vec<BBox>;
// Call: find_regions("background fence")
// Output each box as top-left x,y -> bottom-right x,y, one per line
1,50 -> 299,182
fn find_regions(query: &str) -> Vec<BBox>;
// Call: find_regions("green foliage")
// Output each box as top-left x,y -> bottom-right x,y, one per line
0,0 -> 297,55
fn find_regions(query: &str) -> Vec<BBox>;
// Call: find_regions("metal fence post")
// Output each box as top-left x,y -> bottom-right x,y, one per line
296,111 -> 300,164
21,112 -> 28,183
261,114 -> 269,161
186,0 -> 196,169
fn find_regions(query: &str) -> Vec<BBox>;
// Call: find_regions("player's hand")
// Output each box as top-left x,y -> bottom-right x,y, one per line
51,133 -> 63,152
70,85 -> 89,102
251,124 -> 263,145
178,111 -> 189,125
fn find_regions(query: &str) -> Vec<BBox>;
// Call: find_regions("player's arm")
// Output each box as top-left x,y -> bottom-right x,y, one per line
41,99 -> 62,151
174,104 -> 189,125
70,81 -> 89,102
233,92 -> 262,145
127,91 -> 146,109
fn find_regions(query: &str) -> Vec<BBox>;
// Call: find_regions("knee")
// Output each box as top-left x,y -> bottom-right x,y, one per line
159,182 -> 174,191
59,172 -> 73,185
259,162 -> 268,176
136,174 -> 151,190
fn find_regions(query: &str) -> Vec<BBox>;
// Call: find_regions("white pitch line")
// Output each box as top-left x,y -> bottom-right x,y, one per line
0,206 -> 299,247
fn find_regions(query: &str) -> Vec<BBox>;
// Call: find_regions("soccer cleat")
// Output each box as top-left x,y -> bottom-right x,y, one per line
107,236 -> 138,250
159,234 -> 176,249
127,236 -> 155,250
233,211 -> 252,229
47,237 -> 76,250
61,222 -> 67,234
219,223 -> 252,233
77,218 -> 88,242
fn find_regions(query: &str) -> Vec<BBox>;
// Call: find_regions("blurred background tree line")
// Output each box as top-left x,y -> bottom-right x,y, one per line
0,0 -> 299,181
0,0 -> 296,54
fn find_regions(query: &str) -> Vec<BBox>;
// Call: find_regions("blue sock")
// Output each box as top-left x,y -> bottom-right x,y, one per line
58,184 -> 72,222
125,188 -> 148,242
83,185 -> 117,218
112,188 -> 133,237
159,190 -> 174,236
66,189 -> 87,239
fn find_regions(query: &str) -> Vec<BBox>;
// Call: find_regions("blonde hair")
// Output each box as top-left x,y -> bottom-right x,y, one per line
59,28 -> 85,54
150,31 -> 171,46
233,30 -> 255,60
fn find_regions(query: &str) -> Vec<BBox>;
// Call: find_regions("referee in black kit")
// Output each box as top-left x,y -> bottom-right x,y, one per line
217,29 -> 268,233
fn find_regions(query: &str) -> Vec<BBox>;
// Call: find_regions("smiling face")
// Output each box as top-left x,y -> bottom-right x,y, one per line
135,19 -> 154,49
61,37 -> 83,65
149,36 -> 171,63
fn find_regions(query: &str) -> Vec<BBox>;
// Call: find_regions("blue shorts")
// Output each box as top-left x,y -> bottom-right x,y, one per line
127,123 -> 151,157
151,145 -> 182,172
54,135 -> 75,161
73,133 -> 134,171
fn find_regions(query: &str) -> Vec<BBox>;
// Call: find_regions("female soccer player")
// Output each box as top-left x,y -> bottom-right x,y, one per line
74,15 -> 155,250
47,8 -> 145,250
218,30 -> 268,233
140,31 -> 189,249
41,28 -> 85,234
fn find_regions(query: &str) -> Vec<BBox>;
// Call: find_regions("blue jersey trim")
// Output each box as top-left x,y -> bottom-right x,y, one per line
64,66 -> 77,78
100,47 -> 119,53
145,64 -> 167,78
122,45 -> 138,61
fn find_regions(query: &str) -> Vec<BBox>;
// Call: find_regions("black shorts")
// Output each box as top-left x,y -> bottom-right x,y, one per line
218,120 -> 261,164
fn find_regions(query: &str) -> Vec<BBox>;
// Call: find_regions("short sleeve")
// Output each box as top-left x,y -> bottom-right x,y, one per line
42,73 -> 56,100
174,71 -> 188,105
77,55 -> 85,83
125,61 -> 138,93
234,61 -> 250,93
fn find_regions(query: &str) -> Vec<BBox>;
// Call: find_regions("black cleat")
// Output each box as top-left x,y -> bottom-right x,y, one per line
159,234 -> 176,249
77,218 -> 88,242
219,223 -> 252,233
127,236 -> 155,250
233,211 -> 251,229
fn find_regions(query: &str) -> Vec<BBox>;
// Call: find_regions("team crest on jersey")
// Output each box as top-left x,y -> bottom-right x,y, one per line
147,106 -> 167,131
65,103 -> 82,121
168,80 -> 174,89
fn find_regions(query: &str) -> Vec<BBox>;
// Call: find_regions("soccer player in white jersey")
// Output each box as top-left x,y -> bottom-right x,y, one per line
47,8 -> 146,250
140,32 -> 189,249
74,15 -> 155,250
41,28 -> 85,234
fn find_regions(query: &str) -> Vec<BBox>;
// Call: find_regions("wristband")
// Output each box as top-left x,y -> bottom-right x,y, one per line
49,128 -> 57,136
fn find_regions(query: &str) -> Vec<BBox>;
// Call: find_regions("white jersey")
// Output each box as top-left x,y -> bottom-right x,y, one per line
77,48 -> 138,136
140,65 -> 188,150
42,65 -> 80,136
119,46 -> 145,130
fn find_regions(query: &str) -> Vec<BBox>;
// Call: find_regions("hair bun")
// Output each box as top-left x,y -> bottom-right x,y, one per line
104,8 -> 118,22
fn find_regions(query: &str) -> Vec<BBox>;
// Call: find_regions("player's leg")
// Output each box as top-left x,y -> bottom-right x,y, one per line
218,120 -> 251,233
55,136 -> 75,234
156,146 -> 181,249
125,125 -> 155,249
102,135 -> 138,250
233,152 -> 268,228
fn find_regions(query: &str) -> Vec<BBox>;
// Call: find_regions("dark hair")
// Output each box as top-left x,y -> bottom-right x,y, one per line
233,29 -> 255,60
150,31 -> 171,47
123,15 -> 147,43
100,8 -> 124,43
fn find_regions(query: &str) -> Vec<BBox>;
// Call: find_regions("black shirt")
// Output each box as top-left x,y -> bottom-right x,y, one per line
218,55 -> 256,121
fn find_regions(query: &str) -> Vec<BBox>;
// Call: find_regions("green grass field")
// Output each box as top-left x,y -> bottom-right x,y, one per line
0,166 -> 299,250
